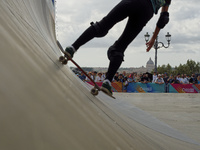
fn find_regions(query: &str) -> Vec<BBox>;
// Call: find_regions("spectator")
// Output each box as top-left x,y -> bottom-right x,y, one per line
167,74 -> 174,83
122,71 -> 127,78
118,74 -> 124,83
176,74 -> 182,83
163,73 -> 169,93
155,74 -> 164,84
189,74 -> 197,84
146,72 -> 153,82
79,72 -> 86,81
163,73 -> 169,84
135,74 -> 141,82
152,72 -> 157,83
133,73 -> 137,82
113,72 -> 119,82
102,72 -> 106,81
128,73 -> 135,83
180,74 -> 189,84
91,71 -> 97,81
95,72 -> 104,82
197,75 -> 200,84
162,74 -> 165,80
172,76 -> 180,84
126,73 -> 130,79
186,74 -> 190,81
141,73 -> 150,83
123,77 -> 129,92
85,72 -> 92,82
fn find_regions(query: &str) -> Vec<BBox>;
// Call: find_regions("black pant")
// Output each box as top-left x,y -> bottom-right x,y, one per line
72,0 -> 154,82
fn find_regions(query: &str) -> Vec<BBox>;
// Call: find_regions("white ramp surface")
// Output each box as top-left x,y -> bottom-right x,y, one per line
0,0 -> 200,150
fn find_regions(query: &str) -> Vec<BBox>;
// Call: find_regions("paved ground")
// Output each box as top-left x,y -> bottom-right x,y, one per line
115,93 -> 200,143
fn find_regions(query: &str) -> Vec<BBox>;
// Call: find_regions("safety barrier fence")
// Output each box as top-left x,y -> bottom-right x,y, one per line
87,82 -> 200,93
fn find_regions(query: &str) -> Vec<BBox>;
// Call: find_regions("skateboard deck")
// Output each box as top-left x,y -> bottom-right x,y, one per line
56,40 -> 115,99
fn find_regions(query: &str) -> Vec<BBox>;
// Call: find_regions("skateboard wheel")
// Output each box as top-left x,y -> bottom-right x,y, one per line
59,56 -> 65,62
91,88 -> 98,96
62,59 -> 68,65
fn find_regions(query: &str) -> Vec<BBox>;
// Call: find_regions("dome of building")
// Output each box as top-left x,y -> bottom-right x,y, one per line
146,58 -> 154,73
147,57 -> 154,65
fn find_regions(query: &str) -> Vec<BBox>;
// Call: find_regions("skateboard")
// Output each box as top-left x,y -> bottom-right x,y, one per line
56,40 -> 115,99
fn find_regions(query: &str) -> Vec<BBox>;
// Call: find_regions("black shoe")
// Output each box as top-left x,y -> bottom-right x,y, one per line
101,80 -> 113,96
65,46 -> 75,58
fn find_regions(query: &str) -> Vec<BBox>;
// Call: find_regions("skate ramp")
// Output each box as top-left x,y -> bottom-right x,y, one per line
0,0 -> 200,150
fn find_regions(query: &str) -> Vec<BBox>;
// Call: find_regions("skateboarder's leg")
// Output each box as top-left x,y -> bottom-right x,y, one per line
105,12 -> 153,83
71,0 -> 133,50
101,4 -> 153,95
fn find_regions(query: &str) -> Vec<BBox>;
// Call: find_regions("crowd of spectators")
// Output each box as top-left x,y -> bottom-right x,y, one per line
76,70 -> 200,92
75,70 -> 200,92
77,70 -> 200,84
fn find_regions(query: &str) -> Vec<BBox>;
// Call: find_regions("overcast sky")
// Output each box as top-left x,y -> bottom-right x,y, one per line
55,0 -> 200,68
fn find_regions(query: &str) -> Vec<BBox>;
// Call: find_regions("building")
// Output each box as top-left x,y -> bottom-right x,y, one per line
125,57 -> 154,74
146,57 -> 154,73
71,58 -> 155,74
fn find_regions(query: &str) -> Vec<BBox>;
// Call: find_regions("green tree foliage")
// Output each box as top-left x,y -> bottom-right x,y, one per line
185,60 -> 200,75
157,59 -> 200,76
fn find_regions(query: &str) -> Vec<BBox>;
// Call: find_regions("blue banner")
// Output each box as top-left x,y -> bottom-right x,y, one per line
127,83 -> 165,93
126,83 -> 200,93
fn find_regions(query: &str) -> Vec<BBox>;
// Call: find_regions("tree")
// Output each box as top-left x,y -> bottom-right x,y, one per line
156,60 -> 200,76
186,60 -> 200,74
157,64 -> 172,75
166,64 -> 172,75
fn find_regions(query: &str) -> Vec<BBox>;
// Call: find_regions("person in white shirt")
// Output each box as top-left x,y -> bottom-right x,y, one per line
85,72 -> 92,82
152,72 -> 158,83
155,74 -> 164,84
181,74 -> 189,84
95,72 -> 104,82
91,71 -> 97,81
176,74 -> 182,83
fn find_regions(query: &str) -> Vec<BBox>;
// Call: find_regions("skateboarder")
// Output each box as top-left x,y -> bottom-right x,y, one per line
64,0 -> 171,96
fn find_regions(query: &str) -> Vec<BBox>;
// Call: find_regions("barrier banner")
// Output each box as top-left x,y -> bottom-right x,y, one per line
127,83 -> 200,93
87,82 -> 102,88
127,83 -> 165,93
170,84 -> 198,93
193,84 -> 200,93
112,82 -> 123,92
87,81 -> 200,93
